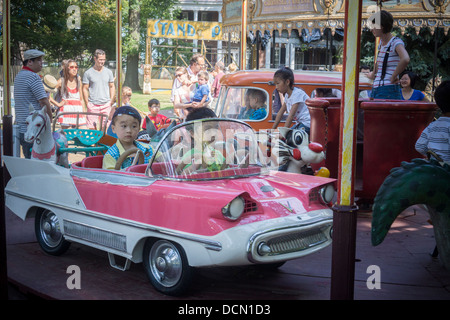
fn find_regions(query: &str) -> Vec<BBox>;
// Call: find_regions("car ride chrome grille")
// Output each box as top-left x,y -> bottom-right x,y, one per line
244,198 -> 258,213
267,228 -> 328,255
309,188 -> 319,204
64,219 -> 127,252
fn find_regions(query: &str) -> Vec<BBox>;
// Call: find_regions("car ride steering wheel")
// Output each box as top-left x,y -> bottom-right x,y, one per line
114,147 -> 145,170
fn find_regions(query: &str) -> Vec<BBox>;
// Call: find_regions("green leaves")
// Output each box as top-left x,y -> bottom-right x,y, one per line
9,0 -> 116,63
7,0 -> 178,70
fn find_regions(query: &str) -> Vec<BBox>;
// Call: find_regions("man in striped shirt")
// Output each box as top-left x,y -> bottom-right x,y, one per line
13,49 -> 53,158
415,80 -> 450,164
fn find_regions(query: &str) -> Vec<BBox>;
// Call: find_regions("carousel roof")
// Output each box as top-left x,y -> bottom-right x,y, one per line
221,0 -> 450,42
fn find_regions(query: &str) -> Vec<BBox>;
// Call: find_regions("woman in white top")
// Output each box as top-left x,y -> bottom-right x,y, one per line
367,10 -> 410,99
172,67 -> 195,121
272,66 -> 310,134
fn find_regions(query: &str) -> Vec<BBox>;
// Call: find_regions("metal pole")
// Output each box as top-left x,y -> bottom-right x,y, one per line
256,31 -> 260,70
116,0 -> 122,107
432,26 -> 438,95
227,32 -> 232,65
240,0 -> 247,70
0,158 -> 7,300
330,0 -> 362,300
2,0 -> 11,118
0,117 -> 12,301
1,0 -> 11,300
271,30 -> 276,68
325,29 -> 329,70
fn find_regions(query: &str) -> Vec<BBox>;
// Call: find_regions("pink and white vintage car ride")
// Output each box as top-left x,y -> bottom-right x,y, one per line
4,119 -> 335,295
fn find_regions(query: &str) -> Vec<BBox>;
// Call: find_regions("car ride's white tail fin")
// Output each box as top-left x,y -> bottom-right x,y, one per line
3,156 -> 67,178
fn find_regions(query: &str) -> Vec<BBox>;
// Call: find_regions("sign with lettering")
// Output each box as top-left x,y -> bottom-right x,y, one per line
261,0 -> 313,15
147,19 -> 222,40
225,1 -> 242,19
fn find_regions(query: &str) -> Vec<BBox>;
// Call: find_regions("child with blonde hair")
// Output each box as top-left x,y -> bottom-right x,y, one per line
185,71 -> 210,112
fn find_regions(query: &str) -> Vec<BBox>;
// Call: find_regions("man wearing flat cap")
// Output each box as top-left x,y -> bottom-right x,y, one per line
14,49 -> 53,158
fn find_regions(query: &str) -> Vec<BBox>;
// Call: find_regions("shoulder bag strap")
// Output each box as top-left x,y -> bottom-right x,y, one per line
379,36 -> 397,86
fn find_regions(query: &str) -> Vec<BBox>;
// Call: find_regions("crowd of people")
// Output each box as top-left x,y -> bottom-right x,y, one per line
13,47 -> 239,169
170,53 -> 236,121
14,48 -> 118,160
13,8 -> 448,169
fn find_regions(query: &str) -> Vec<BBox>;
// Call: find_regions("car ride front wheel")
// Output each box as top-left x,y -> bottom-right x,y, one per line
143,238 -> 193,296
35,209 -> 70,256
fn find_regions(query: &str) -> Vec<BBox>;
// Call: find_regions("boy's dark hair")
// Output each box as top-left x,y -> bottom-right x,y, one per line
274,66 -> 295,89
148,98 -> 160,107
248,89 -> 267,104
112,105 -> 141,124
186,107 -> 217,121
434,80 -> 450,114
315,88 -> 336,97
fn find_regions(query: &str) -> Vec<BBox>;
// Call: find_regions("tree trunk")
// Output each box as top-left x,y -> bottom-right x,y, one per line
124,53 -> 141,91
123,0 -> 141,91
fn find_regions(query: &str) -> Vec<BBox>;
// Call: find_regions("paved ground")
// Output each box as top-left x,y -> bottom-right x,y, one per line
5,204 -> 450,301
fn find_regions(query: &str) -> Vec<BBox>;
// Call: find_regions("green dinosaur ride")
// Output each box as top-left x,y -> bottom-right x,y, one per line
371,158 -> 450,270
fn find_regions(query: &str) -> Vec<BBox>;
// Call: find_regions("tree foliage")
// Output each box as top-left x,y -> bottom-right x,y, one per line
5,0 -> 178,88
122,0 -> 179,90
9,0 -> 116,65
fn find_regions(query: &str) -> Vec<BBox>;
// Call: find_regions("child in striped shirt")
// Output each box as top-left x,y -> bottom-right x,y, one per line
103,106 -> 154,170
415,80 -> 450,164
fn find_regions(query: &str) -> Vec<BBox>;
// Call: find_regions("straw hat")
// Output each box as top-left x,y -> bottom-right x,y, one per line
43,75 -> 58,93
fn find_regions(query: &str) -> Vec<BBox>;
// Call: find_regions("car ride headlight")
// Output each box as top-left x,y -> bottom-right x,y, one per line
319,184 -> 335,204
222,196 -> 245,221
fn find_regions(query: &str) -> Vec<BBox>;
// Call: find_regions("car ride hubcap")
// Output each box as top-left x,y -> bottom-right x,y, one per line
156,256 -> 167,272
40,211 -> 63,248
150,241 -> 182,287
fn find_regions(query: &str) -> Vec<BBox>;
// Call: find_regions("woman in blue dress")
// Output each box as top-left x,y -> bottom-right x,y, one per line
400,71 -> 428,101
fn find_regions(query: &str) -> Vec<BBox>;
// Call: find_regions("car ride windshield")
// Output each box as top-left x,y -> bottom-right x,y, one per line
215,87 -> 269,121
148,119 -> 275,180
